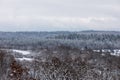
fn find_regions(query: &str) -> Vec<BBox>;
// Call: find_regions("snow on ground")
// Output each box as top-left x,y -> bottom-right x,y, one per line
15,57 -> 33,61
93,49 -> 120,56
110,49 -> 120,56
93,50 -> 100,52
12,49 -> 34,61
12,49 -> 31,55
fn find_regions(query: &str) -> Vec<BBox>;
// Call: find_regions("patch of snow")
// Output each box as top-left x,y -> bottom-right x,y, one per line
101,53 -> 105,56
94,49 -> 120,56
93,50 -> 100,52
16,57 -> 33,61
110,49 -> 120,56
102,49 -> 111,52
12,49 -> 31,55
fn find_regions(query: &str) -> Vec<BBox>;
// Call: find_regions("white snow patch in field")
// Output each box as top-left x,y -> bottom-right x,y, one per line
16,57 -> 33,61
93,49 -> 120,56
12,49 -> 31,55
93,50 -> 100,52
110,49 -> 120,56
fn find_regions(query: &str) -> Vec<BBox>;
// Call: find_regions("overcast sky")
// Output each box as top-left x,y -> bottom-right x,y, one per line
0,0 -> 120,31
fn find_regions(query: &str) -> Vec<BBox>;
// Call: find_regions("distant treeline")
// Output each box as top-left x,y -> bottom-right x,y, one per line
0,31 -> 120,50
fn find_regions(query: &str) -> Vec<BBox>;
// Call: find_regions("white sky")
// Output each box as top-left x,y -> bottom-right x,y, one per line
0,0 -> 120,31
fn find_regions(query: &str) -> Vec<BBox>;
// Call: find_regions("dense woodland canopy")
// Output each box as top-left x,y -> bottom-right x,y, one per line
0,31 -> 120,50
0,45 -> 120,80
0,31 -> 120,80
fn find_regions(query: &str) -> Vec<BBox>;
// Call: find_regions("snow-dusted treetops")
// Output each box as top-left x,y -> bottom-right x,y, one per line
0,31 -> 120,50
0,31 -> 120,80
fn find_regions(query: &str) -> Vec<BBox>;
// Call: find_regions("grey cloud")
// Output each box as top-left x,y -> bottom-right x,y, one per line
0,0 -> 120,31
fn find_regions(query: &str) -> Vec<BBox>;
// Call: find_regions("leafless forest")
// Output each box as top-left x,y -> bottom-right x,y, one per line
0,31 -> 120,80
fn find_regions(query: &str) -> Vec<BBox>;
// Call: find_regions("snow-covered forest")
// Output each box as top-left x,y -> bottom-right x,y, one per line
0,31 -> 120,50
0,31 -> 120,80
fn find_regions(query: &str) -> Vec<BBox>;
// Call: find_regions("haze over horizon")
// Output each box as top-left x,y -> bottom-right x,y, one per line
0,0 -> 120,31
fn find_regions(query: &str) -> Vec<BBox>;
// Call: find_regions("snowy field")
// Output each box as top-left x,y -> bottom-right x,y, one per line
93,49 -> 120,56
11,49 -> 120,62
12,49 -> 31,55
12,49 -> 33,61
